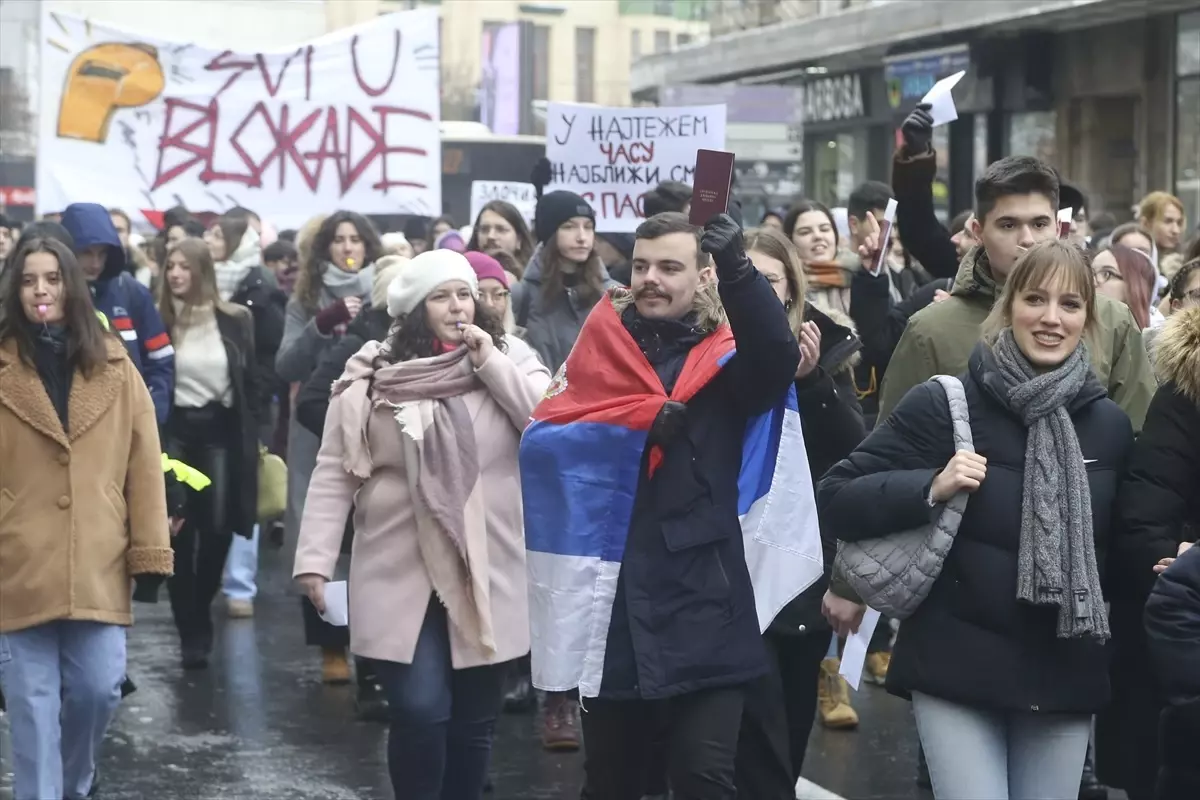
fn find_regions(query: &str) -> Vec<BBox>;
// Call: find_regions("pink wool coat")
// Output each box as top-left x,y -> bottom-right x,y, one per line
294,337 -> 550,668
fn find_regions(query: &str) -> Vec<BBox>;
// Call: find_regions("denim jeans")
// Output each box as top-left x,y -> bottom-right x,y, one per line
0,621 -> 126,800
912,691 -> 1091,800
222,523 -> 260,601
374,598 -> 506,800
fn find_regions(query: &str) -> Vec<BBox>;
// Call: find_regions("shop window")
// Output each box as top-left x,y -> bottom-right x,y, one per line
1177,11 -> 1199,77
811,130 -> 868,208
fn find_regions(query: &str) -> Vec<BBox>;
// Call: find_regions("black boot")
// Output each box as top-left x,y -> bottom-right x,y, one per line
1079,742 -> 1107,800
355,658 -> 389,722
503,654 -> 536,713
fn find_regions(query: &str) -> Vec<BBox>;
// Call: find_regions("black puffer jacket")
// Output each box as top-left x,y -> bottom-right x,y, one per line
1098,306 -> 1200,798
1144,547 -> 1200,800
295,306 -> 391,437
230,266 -> 286,422
818,341 -> 1133,713
768,304 -> 866,637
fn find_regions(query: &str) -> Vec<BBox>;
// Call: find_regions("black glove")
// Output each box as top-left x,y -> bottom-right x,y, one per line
900,103 -> 934,156
133,574 -> 165,603
530,157 -> 552,196
700,213 -> 750,281
120,675 -> 138,697
648,401 -> 688,448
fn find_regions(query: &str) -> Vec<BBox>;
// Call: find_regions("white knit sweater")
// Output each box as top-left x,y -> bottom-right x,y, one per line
173,305 -> 232,409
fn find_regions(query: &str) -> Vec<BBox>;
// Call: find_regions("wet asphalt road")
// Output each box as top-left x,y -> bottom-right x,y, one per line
0,544 -> 939,800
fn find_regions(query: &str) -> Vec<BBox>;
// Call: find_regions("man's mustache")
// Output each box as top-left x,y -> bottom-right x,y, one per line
636,287 -> 670,301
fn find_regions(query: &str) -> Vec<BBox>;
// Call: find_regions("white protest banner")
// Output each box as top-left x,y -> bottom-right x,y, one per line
37,9 -> 441,227
545,103 -> 727,232
470,181 -> 536,224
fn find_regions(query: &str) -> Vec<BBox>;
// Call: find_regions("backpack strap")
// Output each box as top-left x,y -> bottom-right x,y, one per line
930,375 -> 975,453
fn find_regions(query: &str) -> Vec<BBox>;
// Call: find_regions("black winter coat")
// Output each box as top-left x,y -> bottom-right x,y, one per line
768,304 -> 866,637
1144,547 -> 1200,800
891,148 -> 960,281
230,266 -> 286,421
295,307 -> 392,437
817,342 -> 1133,713
599,267 -> 800,700
166,308 -> 261,538
1097,308 -> 1200,798
849,271 -> 953,426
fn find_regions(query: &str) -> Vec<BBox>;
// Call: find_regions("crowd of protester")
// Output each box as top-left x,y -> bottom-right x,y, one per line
0,96 -> 1198,800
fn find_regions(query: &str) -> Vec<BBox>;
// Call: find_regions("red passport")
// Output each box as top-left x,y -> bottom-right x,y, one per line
688,149 -> 735,226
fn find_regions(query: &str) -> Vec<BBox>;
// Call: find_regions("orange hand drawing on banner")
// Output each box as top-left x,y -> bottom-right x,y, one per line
57,42 -> 164,143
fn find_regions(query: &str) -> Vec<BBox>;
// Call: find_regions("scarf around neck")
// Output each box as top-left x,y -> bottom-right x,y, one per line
989,329 -> 1109,640
215,227 -> 261,301
321,261 -> 375,302
331,339 -> 496,655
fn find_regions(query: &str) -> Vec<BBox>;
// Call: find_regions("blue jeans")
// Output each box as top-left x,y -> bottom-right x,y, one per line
374,598 -> 506,800
222,523 -> 260,601
912,691 -> 1091,800
0,621 -> 126,800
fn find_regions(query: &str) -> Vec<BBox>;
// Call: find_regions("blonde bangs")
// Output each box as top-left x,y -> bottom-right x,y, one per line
983,240 -> 1097,342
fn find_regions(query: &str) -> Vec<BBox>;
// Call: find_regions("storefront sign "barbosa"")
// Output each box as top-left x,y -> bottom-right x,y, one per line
802,74 -> 866,124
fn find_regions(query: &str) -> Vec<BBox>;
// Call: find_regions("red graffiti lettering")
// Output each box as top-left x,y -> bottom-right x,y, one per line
598,141 -> 655,166
255,50 -> 305,98
204,50 -> 257,99
153,99 -> 431,196
351,30 -> 401,97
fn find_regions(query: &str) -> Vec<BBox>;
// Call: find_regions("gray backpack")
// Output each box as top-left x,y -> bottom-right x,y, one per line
833,375 -> 974,620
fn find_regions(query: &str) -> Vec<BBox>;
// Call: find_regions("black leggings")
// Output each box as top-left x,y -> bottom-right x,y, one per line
165,404 -> 237,649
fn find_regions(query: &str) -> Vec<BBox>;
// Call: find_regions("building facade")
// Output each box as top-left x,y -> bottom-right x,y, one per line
632,0 -> 1200,226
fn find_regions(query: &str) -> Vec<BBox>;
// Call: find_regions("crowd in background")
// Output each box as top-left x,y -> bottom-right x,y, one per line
0,97 -> 1198,800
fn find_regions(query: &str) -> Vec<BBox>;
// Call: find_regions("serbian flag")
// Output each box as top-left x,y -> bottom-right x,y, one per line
519,296 -> 824,697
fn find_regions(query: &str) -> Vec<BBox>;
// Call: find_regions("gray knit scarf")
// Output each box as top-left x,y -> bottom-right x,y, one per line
991,329 -> 1110,640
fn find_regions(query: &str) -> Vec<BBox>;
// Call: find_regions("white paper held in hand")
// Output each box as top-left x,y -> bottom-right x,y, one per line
921,70 -> 966,128
871,198 -> 899,277
839,607 -> 883,691
320,581 -> 349,627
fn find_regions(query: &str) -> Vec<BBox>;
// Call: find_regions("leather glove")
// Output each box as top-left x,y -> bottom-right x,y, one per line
530,156 -> 553,195
133,574 -> 165,603
700,213 -> 751,282
900,102 -> 934,156
648,401 -> 688,448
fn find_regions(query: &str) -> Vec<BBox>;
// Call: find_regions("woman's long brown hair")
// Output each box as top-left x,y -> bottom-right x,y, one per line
538,235 -> 606,306
0,237 -> 112,376
157,238 -> 241,340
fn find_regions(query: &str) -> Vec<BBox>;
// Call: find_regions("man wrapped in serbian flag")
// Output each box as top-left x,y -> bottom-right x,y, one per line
519,211 -> 825,796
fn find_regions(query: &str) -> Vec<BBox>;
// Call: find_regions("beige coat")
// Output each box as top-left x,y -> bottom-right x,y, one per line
294,337 -> 550,667
0,337 -> 173,633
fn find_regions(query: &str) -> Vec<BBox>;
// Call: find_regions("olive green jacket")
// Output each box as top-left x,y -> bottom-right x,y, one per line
876,246 -> 1156,433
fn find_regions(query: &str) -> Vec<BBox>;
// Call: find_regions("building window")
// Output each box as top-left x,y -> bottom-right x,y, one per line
1176,11 -> 1200,227
654,0 -> 673,16
676,33 -> 692,47
532,24 -> 551,102
575,27 -> 596,103
1006,111 -> 1057,165
654,30 -> 670,53
631,29 -> 642,61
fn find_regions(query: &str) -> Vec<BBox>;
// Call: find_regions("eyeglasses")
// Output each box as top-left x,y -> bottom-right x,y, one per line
1093,267 -> 1123,285
480,289 -> 511,303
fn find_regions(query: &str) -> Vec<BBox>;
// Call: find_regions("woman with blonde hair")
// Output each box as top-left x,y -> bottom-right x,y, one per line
736,227 -> 868,794
819,240 -> 1134,799
1138,192 -> 1187,273
158,238 -> 260,669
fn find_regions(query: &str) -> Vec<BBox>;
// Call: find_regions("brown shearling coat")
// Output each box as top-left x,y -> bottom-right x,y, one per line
0,336 -> 174,633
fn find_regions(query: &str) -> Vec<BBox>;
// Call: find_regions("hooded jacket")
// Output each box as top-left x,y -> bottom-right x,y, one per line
876,246 -> 1157,433
60,203 -> 174,424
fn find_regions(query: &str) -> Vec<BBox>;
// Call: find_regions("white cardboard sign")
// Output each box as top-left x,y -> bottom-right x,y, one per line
544,102 -> 727,232
37,9 -> 442,226
470,181 -> 537,224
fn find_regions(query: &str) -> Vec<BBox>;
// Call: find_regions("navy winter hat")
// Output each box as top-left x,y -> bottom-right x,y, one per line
535,191 -> 595,244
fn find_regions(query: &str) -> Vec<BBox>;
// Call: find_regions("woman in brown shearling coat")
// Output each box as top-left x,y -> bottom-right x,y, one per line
0,237 -> 173,800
